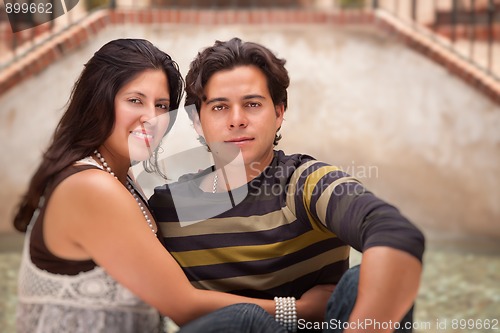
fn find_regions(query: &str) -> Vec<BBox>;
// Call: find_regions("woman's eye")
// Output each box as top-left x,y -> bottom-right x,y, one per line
129,98 -> 141,104
157,104 -> 169,111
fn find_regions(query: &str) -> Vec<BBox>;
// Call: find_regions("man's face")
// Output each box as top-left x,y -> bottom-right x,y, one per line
198,65 -> 284,170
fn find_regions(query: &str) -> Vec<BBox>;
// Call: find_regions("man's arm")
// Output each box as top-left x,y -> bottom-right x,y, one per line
297,164 -> 425,330
348,246 -> 422,332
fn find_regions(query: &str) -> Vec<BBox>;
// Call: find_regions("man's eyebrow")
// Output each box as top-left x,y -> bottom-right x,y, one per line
205,97 -> 229,104
242,94 -> 265,100
205,95 -> 266,104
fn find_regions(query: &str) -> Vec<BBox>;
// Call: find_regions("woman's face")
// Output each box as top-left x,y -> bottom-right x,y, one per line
103,69 -> 171,164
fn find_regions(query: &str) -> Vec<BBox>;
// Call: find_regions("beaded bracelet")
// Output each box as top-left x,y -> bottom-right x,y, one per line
274,296 -> 297,332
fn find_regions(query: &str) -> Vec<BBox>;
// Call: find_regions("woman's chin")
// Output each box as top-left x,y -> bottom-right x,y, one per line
128,147 -> 155,163
127,138 -> 161,162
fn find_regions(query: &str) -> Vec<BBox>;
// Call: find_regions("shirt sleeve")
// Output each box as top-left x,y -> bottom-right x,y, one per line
294,164 -> 425,262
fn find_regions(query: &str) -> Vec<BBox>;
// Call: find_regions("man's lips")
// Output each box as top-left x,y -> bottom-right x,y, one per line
225,137 -> 254,144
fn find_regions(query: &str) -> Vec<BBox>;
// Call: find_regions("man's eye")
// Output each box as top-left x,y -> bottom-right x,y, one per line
213,105 -> 225,111
246,102 -> 260,108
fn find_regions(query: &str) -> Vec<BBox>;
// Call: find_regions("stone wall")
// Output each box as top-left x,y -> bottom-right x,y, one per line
0,9 -> 499,242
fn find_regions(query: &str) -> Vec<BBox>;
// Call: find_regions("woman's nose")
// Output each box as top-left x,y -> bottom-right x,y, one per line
140,105 -> 159,126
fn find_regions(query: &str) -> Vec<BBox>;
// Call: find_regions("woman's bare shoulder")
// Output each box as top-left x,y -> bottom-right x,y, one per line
48,168 -> 133,222
57,168 -> 123,196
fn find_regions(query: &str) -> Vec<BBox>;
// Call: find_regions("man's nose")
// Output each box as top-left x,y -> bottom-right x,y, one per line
228,107 -> 248,128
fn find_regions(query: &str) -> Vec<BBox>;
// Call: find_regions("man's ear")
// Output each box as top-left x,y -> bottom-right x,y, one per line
275,104 -> 285,130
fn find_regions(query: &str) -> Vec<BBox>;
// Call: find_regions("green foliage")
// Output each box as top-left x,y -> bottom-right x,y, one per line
85,0 -> 110,11
339,0 -> 365,8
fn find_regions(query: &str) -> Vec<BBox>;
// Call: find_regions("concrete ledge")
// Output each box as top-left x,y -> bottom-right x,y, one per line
374,9 -> 500,106
0,10 -> 110,96
0,8 -> 499,105
433,23 -> 500,41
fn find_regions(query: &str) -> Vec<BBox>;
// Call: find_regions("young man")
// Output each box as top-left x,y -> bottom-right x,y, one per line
149,38 -> 425,332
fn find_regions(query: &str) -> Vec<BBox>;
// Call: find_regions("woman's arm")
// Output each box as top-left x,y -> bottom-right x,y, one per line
44,169 -> 330,325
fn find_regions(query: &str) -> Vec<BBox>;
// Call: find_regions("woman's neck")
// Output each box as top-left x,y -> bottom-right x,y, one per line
94,149 -> 130,184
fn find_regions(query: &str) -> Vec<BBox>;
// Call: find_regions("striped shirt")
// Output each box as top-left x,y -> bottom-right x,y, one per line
149,150 -> 425,299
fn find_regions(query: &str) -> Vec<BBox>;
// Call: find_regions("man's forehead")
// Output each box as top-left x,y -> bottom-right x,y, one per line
203,69 -> 269,99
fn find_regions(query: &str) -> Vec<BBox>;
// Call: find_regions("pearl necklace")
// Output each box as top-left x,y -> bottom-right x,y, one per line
212,172 -> 218,193
94,150 -> 156,234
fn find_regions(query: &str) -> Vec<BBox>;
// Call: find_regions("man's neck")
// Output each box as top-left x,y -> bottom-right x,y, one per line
213,152 -> 275,191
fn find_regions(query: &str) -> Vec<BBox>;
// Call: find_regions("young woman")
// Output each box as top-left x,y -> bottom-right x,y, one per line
13,39 -> 332,333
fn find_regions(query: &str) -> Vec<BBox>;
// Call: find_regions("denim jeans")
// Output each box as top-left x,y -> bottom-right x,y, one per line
322,265 -> 414,333
177,303 -> 287,333
179,265 -> 414,332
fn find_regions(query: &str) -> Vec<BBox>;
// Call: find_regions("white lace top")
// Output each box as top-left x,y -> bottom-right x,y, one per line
16,158 -> 175,333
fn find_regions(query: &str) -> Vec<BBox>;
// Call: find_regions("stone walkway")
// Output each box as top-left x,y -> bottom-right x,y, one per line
1,236 -> 499,332
351,242 -> 500,333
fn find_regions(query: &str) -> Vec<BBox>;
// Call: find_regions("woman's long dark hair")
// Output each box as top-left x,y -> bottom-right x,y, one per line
13,39 -> 184,232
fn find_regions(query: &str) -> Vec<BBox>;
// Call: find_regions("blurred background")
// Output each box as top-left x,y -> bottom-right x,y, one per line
1,0 -> 499,332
